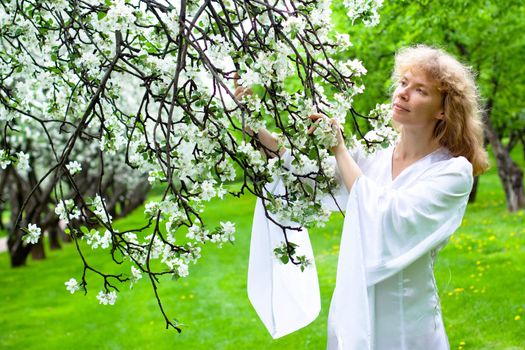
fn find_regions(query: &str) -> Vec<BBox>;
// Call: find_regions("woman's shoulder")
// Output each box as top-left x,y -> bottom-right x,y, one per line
349,144 -> 393,163
433,148 -> 473,174
426,149 -> 474,193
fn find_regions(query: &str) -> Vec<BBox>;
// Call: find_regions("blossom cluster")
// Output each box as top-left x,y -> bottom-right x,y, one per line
97,290 -> 118,305
343,0 -> 384,27
54,200 -> 81,225
22,223 -> 42,245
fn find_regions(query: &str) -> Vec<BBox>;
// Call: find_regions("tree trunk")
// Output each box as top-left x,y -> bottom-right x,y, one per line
468,176 -> 479,203
48,227 -> 62,250
31,239 -> 46,260
7,231 -> 32,267
484,113 -> 525,211
54,220 -> 72,242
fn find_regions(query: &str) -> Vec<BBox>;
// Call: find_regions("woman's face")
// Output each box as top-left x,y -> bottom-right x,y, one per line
392,68 -> 444,130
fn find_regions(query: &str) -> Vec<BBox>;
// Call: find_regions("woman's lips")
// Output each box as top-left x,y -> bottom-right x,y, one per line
393,103 -> 410,112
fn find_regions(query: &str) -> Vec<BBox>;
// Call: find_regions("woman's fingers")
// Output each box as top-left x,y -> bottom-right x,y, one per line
234,72 -> 239,89
307,113 -> 327,134
308,113 -> 326,122
234,86 -> 253,100
307,115 -> 343,135
234,86 -> 243,98
233,72 -> 252,99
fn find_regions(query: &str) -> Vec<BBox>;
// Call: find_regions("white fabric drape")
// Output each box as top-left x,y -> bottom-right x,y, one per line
247,156 -> 321,338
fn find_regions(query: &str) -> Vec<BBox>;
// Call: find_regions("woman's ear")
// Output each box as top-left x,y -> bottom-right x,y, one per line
436,111 -> 445,120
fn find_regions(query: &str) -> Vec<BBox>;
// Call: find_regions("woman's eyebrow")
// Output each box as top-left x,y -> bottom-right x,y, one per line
401,75 -> 429,88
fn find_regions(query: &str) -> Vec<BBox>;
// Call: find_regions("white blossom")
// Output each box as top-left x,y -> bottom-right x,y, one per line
176,260 -> 189,278
15,151 -> 30,172
54,199 -> 81,224
105,0 -> 136,32
65,161 -> 82,175
220,221 -> 236,242
343,0 -> 383,27
130,266 -> 142,288
282,15 -> 306,35
96,290 -> 118,305
216,184 -> 227,199
198,180 -> 216,201
148,170 -> 166,184
186,225 -> 209,243
22,223 -> 41,245
0,149 -> 11,169
64,278 -> 80,294
98,230 -> 113,249
93,194 -> 113,224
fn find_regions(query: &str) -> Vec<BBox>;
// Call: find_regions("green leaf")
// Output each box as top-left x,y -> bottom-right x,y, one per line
97,11 -> 107,21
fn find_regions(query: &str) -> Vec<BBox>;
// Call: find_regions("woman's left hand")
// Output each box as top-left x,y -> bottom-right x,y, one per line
307,114 -> 345,153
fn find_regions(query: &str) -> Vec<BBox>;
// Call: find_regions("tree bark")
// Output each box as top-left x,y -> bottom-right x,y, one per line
48,227 -> 62,250
483,111 -> 525,211
31,239 -> 46,260
7,229 -> 32,267
468,176 -> 479,203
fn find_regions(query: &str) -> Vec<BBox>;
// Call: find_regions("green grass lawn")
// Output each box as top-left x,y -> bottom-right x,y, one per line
1,163 -> 524,350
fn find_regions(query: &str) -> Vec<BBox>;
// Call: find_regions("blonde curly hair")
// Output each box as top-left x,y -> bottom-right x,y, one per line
393,45 -> 489,175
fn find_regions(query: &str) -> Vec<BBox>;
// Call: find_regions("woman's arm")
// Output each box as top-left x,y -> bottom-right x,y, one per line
244,123 -> 285,157
308,114 -> 362,192
333,143 -> 362,192
234,77 -> 285,157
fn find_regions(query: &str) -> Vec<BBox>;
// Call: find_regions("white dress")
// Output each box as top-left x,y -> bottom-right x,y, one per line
247,146 -> 473,350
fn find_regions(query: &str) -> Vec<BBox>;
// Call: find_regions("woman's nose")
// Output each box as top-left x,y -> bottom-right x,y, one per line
397,87 -> 409,100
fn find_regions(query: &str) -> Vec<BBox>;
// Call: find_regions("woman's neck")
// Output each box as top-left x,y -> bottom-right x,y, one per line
395,128 -> 441,161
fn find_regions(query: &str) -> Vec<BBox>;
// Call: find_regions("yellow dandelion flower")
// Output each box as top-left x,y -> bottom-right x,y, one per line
515,315 -> 521,321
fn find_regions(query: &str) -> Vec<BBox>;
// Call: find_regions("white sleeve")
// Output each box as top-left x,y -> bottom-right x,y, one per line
247,164 -> 320,338
321,146 -> 366,212
327,157 -> 473,349
318,154 -> 349,212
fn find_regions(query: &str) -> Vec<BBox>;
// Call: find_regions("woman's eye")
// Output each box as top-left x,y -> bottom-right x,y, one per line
417,88 -> 425,94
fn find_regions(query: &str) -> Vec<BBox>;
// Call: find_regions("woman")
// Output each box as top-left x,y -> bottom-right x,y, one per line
237,45 -> 489,349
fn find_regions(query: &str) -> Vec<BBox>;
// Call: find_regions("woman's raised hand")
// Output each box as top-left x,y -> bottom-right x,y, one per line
307,114 -> 345,152
233,72 -> 283,156
233,72 -> 253,101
